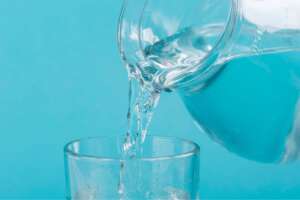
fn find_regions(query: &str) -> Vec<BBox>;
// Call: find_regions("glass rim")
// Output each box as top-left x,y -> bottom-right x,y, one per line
64,135 -> 200,162
119,0 -> 238,90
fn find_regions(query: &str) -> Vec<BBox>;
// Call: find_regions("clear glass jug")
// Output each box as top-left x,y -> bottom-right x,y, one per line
118,0 -> 300,163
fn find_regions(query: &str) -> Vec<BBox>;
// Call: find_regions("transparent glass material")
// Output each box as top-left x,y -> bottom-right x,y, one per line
119,0 -> 300,89
64,136 -> 200,200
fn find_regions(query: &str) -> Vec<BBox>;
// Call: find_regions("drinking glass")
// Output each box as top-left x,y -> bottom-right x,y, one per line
64,136 -> 200,199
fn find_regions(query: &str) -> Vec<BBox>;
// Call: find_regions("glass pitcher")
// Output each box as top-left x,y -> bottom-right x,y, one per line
118,0 -> 300,163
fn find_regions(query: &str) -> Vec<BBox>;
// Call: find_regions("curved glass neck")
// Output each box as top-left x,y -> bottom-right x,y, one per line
118,0 -> 300,91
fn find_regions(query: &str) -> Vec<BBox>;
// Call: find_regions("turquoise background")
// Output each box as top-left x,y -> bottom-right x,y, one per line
0,0 -> 299,199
